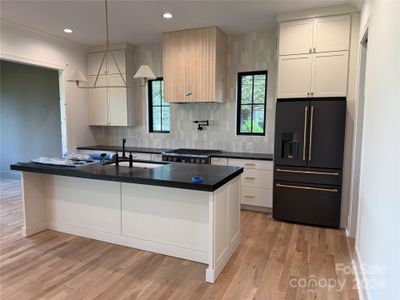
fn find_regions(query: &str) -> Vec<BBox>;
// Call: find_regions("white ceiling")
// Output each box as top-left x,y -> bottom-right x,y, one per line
1,0 -> 354,46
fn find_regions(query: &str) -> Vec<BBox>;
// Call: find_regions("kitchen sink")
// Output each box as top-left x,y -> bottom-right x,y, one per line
110,161 -> 164,169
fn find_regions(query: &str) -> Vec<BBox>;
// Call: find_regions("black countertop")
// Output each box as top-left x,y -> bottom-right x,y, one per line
10,161 -> 243,192
77,145 -> 171,154
77,145 -> 273,161
213,151 -> 273,161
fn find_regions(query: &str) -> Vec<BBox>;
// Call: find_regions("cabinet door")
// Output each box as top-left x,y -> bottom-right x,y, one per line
107,74 -> 127,126
279,19 -> 314,55
307,99 -> 346,169
314,15 -> 350,53
312,51 -> 349,97
185,27 -> 216,102
107,50 -> 126,74
274,100 -> 309,167
163,31 -> 187,102
278,54 -> 312,98
88,52 -> 107,76
88,76 -> 108,125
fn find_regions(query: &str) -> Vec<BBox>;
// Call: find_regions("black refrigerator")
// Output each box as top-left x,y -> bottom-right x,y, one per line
273,97 -> 346,228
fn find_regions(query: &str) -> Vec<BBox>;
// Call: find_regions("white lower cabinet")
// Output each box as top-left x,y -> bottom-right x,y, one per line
151,154 -> 163,161
241,187 -> 273,208
212,158 -> 273,209
210,157 -> 228,166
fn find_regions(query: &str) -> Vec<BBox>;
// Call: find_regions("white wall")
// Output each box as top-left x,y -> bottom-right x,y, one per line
0,20 -> 95,152
355,1 -> 400,299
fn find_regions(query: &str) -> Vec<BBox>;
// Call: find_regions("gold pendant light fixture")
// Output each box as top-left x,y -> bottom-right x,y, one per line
67,0 -> 155,88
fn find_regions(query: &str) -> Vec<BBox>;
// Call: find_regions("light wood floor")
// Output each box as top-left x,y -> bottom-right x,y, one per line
0,178 -> 359,300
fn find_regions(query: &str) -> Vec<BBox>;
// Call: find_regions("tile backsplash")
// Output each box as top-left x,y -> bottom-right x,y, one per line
91,30 -> 277,154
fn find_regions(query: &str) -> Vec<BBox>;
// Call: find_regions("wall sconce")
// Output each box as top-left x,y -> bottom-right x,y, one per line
134,65 -> 156,87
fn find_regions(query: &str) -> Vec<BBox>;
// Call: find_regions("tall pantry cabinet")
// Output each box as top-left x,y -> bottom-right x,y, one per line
277,15 -> 351,98
87,44 -> 136,126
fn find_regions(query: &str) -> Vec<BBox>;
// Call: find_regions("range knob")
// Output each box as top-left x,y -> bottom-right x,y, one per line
173,157 -> 177,162
190,159 -> 195,163
195,159 -> 200,164
201,159 -> 206,164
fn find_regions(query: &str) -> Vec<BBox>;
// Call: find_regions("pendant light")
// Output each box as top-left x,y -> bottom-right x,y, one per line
67,0 -> 127,88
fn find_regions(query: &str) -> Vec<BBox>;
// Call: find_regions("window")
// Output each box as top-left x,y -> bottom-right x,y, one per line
148,78 -> 170,133
236,71 -> 267,135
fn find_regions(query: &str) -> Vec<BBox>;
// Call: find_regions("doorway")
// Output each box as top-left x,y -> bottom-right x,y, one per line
348,30 -> 368,237
0,60 -> 63,178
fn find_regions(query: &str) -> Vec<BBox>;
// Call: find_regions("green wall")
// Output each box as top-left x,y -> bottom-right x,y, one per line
0,60 -> 62,177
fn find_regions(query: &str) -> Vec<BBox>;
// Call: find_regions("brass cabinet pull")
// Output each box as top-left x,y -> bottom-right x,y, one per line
276,183 -> 338,193
276,168 -> 339,176
244,176 -> 255,180
303,106 -> 308,161
313,47 -> 316,53
244,195 -> 255,199
244,163 -> 256,167
308,106 -> 314,161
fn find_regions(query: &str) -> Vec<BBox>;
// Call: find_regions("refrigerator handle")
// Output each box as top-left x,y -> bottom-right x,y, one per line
308,106 -> 315,161
303,106 -> 308,161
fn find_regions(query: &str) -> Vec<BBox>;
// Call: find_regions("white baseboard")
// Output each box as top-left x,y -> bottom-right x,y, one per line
352,246 -> 371,300
23,221 -> 47,237
47,221 -> 208,264
206,233 -> 240,283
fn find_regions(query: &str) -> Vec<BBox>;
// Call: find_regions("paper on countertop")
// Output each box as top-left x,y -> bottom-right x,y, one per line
32,157 -> 77,166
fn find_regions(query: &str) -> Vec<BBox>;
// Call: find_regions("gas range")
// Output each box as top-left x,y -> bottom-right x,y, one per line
162,149 -> 221,164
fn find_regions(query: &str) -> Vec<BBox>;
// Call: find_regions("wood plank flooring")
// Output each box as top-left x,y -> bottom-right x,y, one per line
0,178 -> 359,299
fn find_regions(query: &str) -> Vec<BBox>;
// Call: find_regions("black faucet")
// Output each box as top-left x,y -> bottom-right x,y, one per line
129,152 -> 133,167
122,138 -> 127,158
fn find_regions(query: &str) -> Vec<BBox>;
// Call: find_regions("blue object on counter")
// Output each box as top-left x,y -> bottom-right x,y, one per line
89,152 -> 115,160
191,176 -> 203,183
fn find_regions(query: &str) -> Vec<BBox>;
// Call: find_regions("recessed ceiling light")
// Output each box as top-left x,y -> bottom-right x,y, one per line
64,28 -> 73,33
162,12 -> 173,19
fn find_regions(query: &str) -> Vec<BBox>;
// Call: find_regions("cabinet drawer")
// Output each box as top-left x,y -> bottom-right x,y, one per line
241,169 -> 273,189
228,159 -> 273,170
151,154 -> 163,161
211,157 -> 228,166
241,187 -> 272,208
274,167 -> 342,186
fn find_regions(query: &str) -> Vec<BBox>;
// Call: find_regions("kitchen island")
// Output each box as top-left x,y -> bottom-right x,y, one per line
10,161 -> 243,283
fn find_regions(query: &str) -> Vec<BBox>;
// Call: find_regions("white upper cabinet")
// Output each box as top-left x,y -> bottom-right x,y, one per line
277,14 -> 351,98
108,74 -> 128,126
314,15 -> 351,53
89,76 -> 108,126
87,44 -> 135,126
278,54 -> 313,98
88,50 -> 126,76
279,15 -> 350,56
279,19 -> 314,55
106,50 -> 126,74
312,51 -> 349,97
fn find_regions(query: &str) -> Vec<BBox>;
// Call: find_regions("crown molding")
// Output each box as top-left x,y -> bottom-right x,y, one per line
0,18 -> 88,51
276,3 -> 360,22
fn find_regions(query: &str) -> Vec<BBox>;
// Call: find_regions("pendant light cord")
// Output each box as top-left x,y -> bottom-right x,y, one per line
105,0 -> 109,49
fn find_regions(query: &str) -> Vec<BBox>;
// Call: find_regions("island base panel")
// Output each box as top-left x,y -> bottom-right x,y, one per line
20,172 -> 241,283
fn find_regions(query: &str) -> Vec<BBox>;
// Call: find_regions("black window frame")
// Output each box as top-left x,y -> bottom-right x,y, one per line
148,77 -> 170,133
236,70 -> 268,136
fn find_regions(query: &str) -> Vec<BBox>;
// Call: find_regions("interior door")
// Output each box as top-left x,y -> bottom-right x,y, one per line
88,75 -> 108,125
274,100 -> 309,167
307,99 -> 346,169
277,54 -> 312,98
